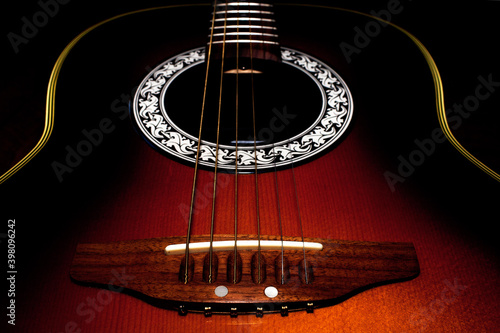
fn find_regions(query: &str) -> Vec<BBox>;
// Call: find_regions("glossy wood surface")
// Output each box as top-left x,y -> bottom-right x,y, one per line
71,235 -> 419,314
1,1 -> 499,332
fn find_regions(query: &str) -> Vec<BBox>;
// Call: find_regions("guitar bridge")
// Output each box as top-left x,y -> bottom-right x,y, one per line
70,235 -> 419,316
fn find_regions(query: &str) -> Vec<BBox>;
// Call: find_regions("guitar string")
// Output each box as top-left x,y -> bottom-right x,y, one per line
272,143 -> 286,284
278,122 -> 309,284
293,166 -> 309,284
269,1 -> 292,286
273,5 -> 286,284
248,15 -> 263,284
288,135 -> 309,284
183,0 -> 219,284
233,1 -> 240,284
208,0 -> 229,284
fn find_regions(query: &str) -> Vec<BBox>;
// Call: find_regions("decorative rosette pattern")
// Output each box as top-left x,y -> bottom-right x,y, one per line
132,47 -> 353,171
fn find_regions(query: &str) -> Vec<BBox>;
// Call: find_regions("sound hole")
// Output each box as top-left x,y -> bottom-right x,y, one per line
131,47 -> 354,172
164,61 -> 323,148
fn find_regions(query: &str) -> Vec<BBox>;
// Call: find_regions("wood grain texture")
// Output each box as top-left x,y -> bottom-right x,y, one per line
2,2 -> 499,333
70,235 -> 419,315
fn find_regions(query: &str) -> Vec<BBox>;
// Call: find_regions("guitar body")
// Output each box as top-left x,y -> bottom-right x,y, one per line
2,2 -> 499,332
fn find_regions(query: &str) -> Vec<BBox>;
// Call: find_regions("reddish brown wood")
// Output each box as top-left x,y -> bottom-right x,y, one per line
227,252 -> 243,283
274,253 -> 291,285
203,252 -> 219,283
251,252 -> 267,284
70,234 -> 419,315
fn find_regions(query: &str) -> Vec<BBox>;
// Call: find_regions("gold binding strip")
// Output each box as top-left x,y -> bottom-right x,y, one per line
0,4 -> 208,185
2,4 -> 498,184
282,3 -> 500,182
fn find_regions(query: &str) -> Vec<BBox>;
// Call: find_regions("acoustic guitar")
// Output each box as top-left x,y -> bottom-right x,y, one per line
1,1 -> 499,332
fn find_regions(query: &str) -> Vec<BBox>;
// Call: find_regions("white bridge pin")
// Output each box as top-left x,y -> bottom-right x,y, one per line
214,285 -> 229,297
264,286 -> 278,298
